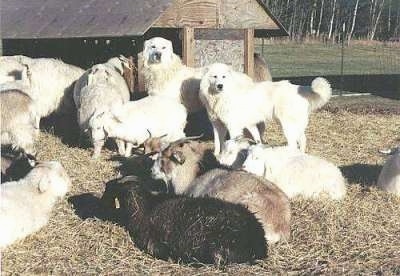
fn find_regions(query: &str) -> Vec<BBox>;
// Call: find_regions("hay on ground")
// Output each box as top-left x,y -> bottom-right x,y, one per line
2,96 -> 400,274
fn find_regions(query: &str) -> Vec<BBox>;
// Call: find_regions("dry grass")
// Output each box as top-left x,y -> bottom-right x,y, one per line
2,96 -> 400,275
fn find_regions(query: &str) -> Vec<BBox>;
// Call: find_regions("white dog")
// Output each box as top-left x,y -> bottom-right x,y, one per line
142,37 -> 204,113
199,63 -> 332,154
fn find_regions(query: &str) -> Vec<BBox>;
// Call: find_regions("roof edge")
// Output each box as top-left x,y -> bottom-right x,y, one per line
255,0 -> 288,37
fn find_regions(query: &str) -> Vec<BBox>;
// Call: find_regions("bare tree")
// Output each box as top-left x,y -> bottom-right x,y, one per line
369,0 -> 385,40
316,0 -> 325,37
348,0 -> 360,45
328,0 -> 337,39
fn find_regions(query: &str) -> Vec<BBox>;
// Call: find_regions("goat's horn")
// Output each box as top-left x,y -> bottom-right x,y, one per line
147,129 -> 152,139
167,134 -> 204,148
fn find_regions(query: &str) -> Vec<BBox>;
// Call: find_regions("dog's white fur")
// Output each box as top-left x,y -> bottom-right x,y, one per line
143,37 -> 205,113
242,145 -> 347,200
199,63 -> 332,154
0,161 -> 70,248
377,147 -> 400,195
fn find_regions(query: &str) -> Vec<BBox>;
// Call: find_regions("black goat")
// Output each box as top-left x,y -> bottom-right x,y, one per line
1,145 -> 36,182
101,176 -> 267,266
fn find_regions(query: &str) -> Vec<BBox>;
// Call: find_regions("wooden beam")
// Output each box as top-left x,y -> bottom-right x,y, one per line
182,27 -> 195,67
244,28 -> 254,77
194,29 -> 244,40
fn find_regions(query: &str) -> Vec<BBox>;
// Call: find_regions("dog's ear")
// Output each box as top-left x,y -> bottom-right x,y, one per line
143,39 -> 151,53
201,66 -> 210,76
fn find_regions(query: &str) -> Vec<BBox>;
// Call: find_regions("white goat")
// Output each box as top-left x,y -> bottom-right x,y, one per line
89,96 -> 187,158
377,147 -> 400,196
0,55 -> 33,85
73,59 -> 131,158
242,145 -> 347,200
1,56 -> 84,123
0,161 -> 70,249
1,89 -> 39,155
200,63 -> 332,154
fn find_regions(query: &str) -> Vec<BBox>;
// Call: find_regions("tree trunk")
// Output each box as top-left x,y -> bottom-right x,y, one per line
348,0 -> 360,45
310,0 -> 317,36
328,0 -> 337,39
316,0 -> 325,37
369,0 -> 385,40
387,0 -> 392,34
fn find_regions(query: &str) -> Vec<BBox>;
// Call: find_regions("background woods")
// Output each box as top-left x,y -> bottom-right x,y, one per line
262,0 -> 400,42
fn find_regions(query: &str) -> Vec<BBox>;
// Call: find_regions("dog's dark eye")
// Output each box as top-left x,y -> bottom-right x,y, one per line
222,75 -> 226,78
151,45 -> 156,49
162,46 -> 166,49
213,75 -> 217,78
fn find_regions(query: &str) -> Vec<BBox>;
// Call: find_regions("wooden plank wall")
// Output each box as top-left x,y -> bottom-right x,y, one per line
153,0 -> 217,28
153,0 -> 280,30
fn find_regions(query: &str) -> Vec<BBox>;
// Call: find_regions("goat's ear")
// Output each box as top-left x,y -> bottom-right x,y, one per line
171,151 -> 185,164
38,177 -> 50,193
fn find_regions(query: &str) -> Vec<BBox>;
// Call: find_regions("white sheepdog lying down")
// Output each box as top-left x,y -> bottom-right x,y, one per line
377,147 -> 400,196
142,37 -> 205,113
242,145 -> 347,200
199,63 -> 332,154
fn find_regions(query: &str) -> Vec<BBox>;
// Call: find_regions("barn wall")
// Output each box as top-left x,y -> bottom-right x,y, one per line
194,40 -> 244,71
2,38 -> 138,69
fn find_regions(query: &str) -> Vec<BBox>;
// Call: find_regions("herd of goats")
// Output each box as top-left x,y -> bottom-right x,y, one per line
0,37 -> 399,266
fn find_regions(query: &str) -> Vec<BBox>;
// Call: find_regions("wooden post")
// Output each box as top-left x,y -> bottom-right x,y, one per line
244,28 -> 254,78
182,27 -> 195,67
137,51 -> 145,94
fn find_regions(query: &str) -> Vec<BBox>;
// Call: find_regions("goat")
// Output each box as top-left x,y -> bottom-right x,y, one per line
0,161 -> 70,248
242,145 -> 347,200
150,140 -> 291,243
1,89 -> 39,154
74,61 -> 130,158
101,175 -> 267,265
377,147 -> 400,196
89,96 -> 187,158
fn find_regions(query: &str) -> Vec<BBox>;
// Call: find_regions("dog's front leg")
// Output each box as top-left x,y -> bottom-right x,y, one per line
212,120 -> 227,155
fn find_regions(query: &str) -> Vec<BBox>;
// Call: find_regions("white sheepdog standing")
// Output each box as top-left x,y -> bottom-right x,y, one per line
199,63 -> 332,155
142,37 -> 204,113
242,145 -> 347,200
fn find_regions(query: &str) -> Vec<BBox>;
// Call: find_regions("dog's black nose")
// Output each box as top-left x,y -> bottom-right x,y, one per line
217,84 -> 223,90
154,52 -> 162,60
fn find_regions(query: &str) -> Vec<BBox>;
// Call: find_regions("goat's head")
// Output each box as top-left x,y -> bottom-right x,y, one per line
31,161 -> 71,197
150,136 -> 209,191
143,130 -> 168,156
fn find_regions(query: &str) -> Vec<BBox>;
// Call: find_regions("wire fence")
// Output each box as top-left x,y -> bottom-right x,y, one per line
255,39 -> 400,98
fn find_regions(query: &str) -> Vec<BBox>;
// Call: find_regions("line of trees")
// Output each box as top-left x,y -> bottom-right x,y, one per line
262,0 -> 400,42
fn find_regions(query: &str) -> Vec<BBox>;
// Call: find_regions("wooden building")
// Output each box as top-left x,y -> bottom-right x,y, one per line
1,0 -> 287,89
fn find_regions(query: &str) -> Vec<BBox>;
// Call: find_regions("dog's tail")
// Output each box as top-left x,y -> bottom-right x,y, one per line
303,77 -> 332,111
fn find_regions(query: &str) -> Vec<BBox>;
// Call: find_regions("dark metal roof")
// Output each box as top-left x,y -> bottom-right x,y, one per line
1,0 -> 287,39
1,0 -> 172,39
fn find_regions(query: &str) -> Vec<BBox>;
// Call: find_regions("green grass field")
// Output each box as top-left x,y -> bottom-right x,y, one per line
256,41 -> 400,78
